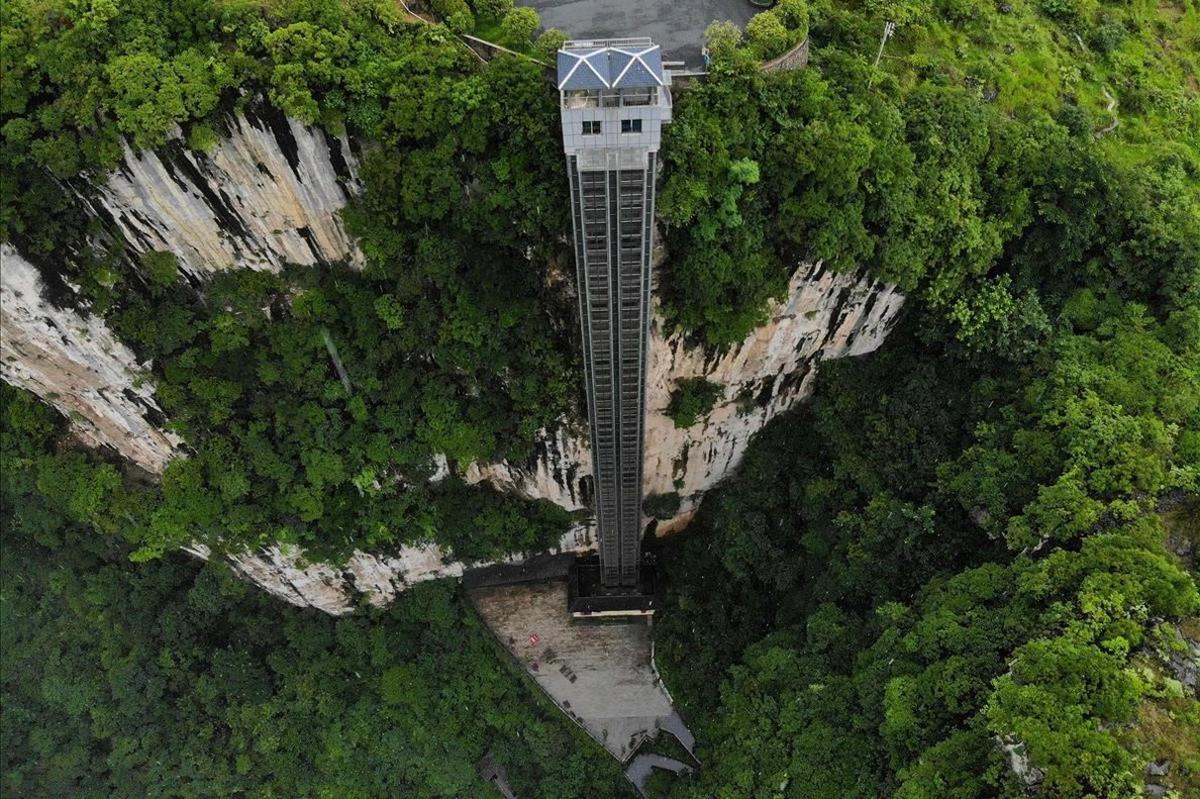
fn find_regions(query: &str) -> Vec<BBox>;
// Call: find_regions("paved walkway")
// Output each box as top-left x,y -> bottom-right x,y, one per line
625,753 -> 694,797
519,0 -> 757,65
470,580 -> 693,762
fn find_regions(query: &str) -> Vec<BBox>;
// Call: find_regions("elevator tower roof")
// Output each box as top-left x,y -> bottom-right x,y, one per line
557,39 -> 664,91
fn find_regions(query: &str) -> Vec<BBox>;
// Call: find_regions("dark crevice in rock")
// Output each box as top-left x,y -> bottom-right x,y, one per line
158,139 -> 253,248
324,129 -> 355,188
296,225 -> 320,260
250,102 -> 303,179
821,285 -> 851,345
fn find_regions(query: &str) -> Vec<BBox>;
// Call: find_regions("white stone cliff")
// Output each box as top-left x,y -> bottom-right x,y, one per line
0,245 -> 184,473
1,109 -> 905,614
188,263 -> 902,613
468,262 -> 906,534
77,105 -> 363,276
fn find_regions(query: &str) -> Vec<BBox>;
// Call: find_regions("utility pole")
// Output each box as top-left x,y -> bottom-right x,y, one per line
869,21 -> 896,87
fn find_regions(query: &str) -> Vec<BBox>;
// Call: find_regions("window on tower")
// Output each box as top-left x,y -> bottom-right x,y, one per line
582,120 -> 601,135
621,118 -> 643,134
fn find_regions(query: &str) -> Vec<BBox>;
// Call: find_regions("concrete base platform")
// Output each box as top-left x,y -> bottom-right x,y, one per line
470,580 -> 692,762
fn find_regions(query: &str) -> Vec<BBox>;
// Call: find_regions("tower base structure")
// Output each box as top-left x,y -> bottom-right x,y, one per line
567,555 -> 658,618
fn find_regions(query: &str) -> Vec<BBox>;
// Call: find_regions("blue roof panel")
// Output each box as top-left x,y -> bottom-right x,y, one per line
558,43 -> 664,91
564,61 -> 610,90
613,60 -> 659,89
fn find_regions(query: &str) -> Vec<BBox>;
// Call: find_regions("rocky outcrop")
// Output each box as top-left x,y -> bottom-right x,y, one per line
185,525 -> 597,616
469,261 -> 905,535
78,104 -> 363,276
462,426 -> 592,513
1,104 -> 362,464
644,261 -> 903,527
3,238 -> 901,611
0,245 -> 182,472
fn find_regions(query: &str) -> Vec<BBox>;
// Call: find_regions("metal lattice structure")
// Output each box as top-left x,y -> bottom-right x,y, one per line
559,39 -> 672,589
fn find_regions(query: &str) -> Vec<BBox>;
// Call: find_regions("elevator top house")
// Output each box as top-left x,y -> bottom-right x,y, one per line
558,39 -> 672,615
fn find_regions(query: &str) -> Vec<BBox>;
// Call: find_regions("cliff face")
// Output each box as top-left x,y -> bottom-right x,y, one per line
2,105 -> 363,472
1,108 -> 905,614
78,105 -> 363,277
223,262 -> 902,613
644,261 -> 904,531
0,244 -> 183,472
184,524 -> 598,616
460,261 -> 905,537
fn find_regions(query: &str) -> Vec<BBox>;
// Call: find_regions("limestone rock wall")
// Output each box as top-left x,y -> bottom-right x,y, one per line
644,261 -> 904,531
2,242 -> 900,614
78,104 -> 363,276
184,524 -> 597,615
1,103 -> 905,613
469,261 -> 905,535
0,244 -> 182,472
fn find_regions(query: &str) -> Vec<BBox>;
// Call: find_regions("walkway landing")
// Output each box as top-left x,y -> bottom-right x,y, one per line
470,580 -> 692,762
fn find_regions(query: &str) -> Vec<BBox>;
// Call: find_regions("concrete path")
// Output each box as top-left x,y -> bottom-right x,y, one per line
470,580 -> 692,762
625,753 -> 694,797
519,0 -> 758,66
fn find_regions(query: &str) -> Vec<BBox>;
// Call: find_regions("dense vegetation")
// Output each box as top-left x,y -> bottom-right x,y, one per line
2,0 -> 1197,796
654,312 -> 1198,797
648,1 -> 1199,790
658,0 -> 1198,342
2,0 -> 582,560
667,378 -> 725,429
0,388 -> 630,798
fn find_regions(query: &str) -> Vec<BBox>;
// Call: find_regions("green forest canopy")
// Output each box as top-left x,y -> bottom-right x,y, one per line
3,0 -> 586,562
0,389 -> 631,798
1,0 -> 1196,558
0,0 -> 1198,796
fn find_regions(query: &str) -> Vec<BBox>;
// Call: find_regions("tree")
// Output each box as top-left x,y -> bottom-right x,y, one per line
745,13 -> 791,60
703,21 -> 743,62
667,379 -> 724,428
498,7 -> 539,47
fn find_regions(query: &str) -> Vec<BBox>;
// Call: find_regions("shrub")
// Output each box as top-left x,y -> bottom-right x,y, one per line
1089,18 -> 1127,53
185,122 -> 218,152
431,0 -> 473,26
705,20 -> 744,61
446,9 -> 475,32
473,0 -> 514,19
139,251 -> 180,287
535,28 -> 569,58
1054,102 -> 1094,137
1037,0 -> 1077,20
937,0 -> 983,24
668,379 -> 723,428
643,492 -> 683,519
776,0 -> 811,33
745,13 -> 792,60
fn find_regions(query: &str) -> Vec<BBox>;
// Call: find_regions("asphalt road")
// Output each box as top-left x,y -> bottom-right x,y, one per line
520,0 -> 758,66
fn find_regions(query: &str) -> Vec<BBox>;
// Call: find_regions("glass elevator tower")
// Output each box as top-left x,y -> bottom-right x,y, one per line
558,39 -> 672,612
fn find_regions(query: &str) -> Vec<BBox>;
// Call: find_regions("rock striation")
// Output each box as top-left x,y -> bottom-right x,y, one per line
184,525 -> 597,615
470,261 -> 906,536
0,244 -> 183,472
77,104 -> 363,276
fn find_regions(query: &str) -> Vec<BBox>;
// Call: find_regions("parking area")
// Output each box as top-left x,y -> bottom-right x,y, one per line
520,0 -> 758,66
